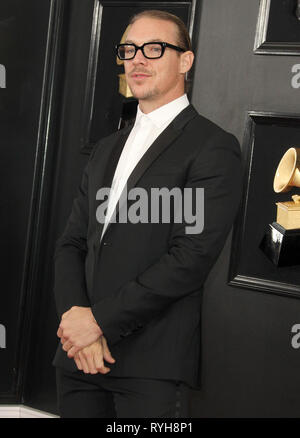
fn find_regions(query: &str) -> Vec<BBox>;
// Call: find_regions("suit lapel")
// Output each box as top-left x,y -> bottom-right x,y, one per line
96,124 -> 133,240
101,125 -> 133,190
101,104 -> 198,240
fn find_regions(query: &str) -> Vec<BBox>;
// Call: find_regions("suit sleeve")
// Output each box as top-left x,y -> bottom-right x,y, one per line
91,131 -> 243,345
53,148 -> 97,319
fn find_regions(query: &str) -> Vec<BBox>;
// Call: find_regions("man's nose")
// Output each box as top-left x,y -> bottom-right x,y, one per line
132,48 -> 147,64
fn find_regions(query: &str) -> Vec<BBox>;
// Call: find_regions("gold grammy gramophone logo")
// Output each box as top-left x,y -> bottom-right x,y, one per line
117,25 -> 133,98
273,147 -> 300,229
259,147 -> 300,267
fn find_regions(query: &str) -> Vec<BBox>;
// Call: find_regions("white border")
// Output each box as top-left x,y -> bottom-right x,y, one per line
0,405 -> 58,418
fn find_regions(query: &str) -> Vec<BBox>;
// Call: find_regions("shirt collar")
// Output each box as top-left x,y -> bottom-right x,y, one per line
134,94 -> 190,129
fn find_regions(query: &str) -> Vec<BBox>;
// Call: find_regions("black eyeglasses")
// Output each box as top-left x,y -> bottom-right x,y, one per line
115,42 -> 185,60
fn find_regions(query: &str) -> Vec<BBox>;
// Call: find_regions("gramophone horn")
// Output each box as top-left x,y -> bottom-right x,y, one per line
273,147 -> 300,193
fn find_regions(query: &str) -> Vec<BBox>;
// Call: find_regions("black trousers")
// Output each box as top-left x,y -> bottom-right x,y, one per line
56,368 -> 191,418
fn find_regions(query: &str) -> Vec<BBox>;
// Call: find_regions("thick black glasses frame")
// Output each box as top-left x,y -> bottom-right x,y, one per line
115,42 -> 185,60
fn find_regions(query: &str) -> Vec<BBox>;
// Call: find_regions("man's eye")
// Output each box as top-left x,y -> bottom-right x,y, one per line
150,46 -> 160,52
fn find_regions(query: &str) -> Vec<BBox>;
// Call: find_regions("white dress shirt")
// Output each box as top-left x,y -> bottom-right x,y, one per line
100,93 -> 190,241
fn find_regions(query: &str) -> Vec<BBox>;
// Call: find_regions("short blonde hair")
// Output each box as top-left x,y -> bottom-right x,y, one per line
128,9 -> 192,52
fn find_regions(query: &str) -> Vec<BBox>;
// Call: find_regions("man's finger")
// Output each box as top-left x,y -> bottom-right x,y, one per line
78,351 -> 89,374
57,327 -> 63,338
103,346 -> 116,363
94,350 -> 110,374
85,351 -> 98,374
61,310 -> 70,320
74,354 -> 83,371
101,337 -> 116,364
67,345 -> 79,358
62,340 -> 72,352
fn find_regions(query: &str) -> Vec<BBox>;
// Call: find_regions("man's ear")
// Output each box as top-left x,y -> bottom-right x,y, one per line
180,51 -> 194,74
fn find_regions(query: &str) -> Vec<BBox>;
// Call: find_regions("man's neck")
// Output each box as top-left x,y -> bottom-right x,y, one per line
138,90 -> 186,114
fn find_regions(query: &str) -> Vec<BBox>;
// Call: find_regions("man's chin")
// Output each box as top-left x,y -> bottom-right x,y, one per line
129,88 -> 156,101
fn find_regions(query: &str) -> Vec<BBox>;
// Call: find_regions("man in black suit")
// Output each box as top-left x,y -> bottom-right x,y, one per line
53,10 -> 242,417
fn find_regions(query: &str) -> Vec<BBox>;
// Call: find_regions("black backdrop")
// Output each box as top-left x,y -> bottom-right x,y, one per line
1,0 -> 300,417
0,0 -> 53,400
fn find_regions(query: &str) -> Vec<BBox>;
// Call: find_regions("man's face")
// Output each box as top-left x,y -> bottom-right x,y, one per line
123,17 -> 186,106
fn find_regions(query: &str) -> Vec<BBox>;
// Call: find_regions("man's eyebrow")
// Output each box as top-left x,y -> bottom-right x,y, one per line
124,38 -> 164,44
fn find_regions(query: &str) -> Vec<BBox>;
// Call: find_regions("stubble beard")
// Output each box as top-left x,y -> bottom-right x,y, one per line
128,81 -> 160,102
128,76 -> 159,100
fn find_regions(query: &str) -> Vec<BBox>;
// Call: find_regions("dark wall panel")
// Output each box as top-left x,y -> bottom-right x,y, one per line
0,0 -> 51,399
190,0 -> 300,417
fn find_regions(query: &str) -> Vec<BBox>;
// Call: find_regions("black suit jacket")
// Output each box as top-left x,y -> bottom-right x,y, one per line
52,104 -> 242,389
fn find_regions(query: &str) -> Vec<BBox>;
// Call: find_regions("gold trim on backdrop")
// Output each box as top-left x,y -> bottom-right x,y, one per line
118,73 -> 132,98
117,25 -> 133,98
